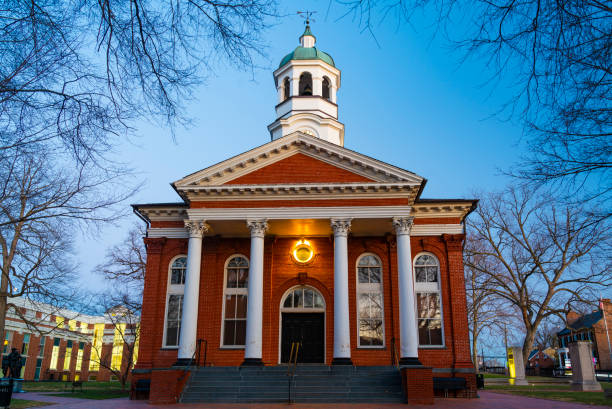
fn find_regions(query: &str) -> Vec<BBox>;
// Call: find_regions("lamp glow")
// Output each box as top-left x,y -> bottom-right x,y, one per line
292,239 -> 314,263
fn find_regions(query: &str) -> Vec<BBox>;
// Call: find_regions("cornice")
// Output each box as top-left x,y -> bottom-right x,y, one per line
186,205 -> 413,220
412,202 -> 475,219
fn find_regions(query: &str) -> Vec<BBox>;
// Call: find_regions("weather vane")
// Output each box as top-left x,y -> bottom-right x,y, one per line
297,10 -> 316,26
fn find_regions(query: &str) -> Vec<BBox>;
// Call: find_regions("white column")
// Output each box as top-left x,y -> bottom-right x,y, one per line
313,76 -> 322,97
291,76 -> 300,97
393,216 -> 421,365
177,220 -> 209,364
243,219 -> 268,365
331,218 -> 352,365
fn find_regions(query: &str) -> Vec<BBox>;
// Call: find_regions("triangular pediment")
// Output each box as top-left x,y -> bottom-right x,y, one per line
174,133 -> 424,190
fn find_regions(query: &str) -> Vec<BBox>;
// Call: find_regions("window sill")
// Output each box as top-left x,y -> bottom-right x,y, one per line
160,347 -> 179,350
418,345 -> 446,349
219,346 -> 245,350
356,346 -> 386,350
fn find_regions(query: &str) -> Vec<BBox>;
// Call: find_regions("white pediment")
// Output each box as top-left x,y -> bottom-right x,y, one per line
173,132 -> 424,189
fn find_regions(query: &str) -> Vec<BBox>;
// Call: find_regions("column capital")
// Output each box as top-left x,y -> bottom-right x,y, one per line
184,220 -> 210,238
392,216 -> 414,236
330,218 -> 352,237
246,219 -> 269,238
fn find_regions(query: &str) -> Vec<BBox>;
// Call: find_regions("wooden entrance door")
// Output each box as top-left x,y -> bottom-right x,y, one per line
281,312 -> 324,363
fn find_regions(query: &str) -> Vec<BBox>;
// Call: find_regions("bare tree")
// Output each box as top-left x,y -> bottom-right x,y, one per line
465,250 -> 513,372
97,223 -> 147,298
1,1 -> 279,162
0,148 -> 131,352
337,1 -> 611,204
465,185 -> 611,364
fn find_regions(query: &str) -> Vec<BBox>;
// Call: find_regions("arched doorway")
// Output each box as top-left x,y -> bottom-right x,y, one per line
280,286 -> 325,363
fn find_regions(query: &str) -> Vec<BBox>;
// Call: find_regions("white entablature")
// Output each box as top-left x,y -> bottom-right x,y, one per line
268,25 -> 344,146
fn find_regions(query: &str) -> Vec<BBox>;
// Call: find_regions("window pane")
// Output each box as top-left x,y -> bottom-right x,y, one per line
358,267 -> 369,283
415,255 -> 436,266
283,293 -> 293,308
359,319 -> 383,346
293,289 -> 302,308
235,295 -> 247,319
426,266 -> 438,282
227,269 -> 237,288
415,267 -> 427,282
165,326 -> 178,346
223,321 -> 235,345
314,293 -> 324,308
235,320 -> 246,345
370,293 -> 383,318
304,289 -> 313,308
225,295 -> 236,318
370,267 -> 381,283
237,268 -> 248,288
359,293 -> 371,318
418,319 -> 429,345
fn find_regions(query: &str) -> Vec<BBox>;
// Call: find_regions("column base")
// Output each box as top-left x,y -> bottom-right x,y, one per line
173,358 -> 193,367
399,357 -> 423,366
331,357 -> 353,366
241,358 -> 264,366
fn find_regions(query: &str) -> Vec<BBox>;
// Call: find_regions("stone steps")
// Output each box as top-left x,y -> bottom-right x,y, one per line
181,365 -> 404,403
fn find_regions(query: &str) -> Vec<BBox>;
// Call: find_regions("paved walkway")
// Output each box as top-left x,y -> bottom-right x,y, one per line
14,391 -> 610,409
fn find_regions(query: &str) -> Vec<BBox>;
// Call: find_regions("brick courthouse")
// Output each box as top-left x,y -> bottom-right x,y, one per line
133,25 -> 477,404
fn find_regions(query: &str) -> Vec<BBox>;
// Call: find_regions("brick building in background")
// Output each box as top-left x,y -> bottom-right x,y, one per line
133,24 -> 477,404
557,298 -> 612,371
3,297 -> 138,382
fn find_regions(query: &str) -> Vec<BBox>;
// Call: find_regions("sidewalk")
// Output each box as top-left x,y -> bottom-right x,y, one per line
15,391 -> 611,409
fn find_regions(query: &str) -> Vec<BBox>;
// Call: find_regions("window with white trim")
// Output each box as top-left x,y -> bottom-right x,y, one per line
356,254 -> 384,347
164,256 -> 186,347
222,255 -> 249,347
282,287 -> 325,310
414,253 -> 443,346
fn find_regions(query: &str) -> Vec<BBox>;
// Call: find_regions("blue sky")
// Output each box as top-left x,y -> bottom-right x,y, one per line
76,2 -> 524,289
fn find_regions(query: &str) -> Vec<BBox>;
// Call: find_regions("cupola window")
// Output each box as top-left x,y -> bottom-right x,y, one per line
299,72 -> 313,96
283,77 -> 290,101
322,77 -> 330,100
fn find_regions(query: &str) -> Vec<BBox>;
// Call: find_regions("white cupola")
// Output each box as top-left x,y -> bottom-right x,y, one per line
268,24 -> 344,146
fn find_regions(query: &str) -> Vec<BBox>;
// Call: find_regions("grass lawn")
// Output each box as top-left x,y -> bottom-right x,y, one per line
47,390 -> 129,400
9,399 -> 53,408
486,380 -> 612,407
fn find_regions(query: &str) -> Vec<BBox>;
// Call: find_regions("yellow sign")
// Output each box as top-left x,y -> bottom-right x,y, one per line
507,347 -> 516,378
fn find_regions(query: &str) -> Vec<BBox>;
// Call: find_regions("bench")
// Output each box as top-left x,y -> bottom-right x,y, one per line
130,379 -> 151,400
433,377 -> 467,398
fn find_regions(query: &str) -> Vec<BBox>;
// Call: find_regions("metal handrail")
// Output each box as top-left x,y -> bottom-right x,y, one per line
391,337 -> 399,368
287,342 -> 301,404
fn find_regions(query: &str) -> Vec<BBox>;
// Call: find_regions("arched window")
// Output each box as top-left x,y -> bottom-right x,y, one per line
164,256 -> 187,347
356,254 -> 384,347
222,255 -> 249,347
414,253 -> 443,346
322,77 -> 331,100
299,72 -> 312,96
283,77 -> 290,100
282,286 -> 325,310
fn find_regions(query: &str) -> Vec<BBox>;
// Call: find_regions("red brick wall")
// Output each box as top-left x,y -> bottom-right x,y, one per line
137,232 -> 474,372
224,153 -> 375,184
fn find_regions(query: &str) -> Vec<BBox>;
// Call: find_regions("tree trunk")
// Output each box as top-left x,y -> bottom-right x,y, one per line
472,322 -> 479,373
522,328 -> 537,368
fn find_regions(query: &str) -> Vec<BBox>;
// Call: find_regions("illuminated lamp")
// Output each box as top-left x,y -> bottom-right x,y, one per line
292,239 -> 314,264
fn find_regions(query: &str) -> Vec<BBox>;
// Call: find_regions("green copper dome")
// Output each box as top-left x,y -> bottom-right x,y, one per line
278,25 -> 334,68
279,46 -> 335,68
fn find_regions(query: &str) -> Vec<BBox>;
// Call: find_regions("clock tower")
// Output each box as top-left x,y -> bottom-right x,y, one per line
268,24 -> 344,146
